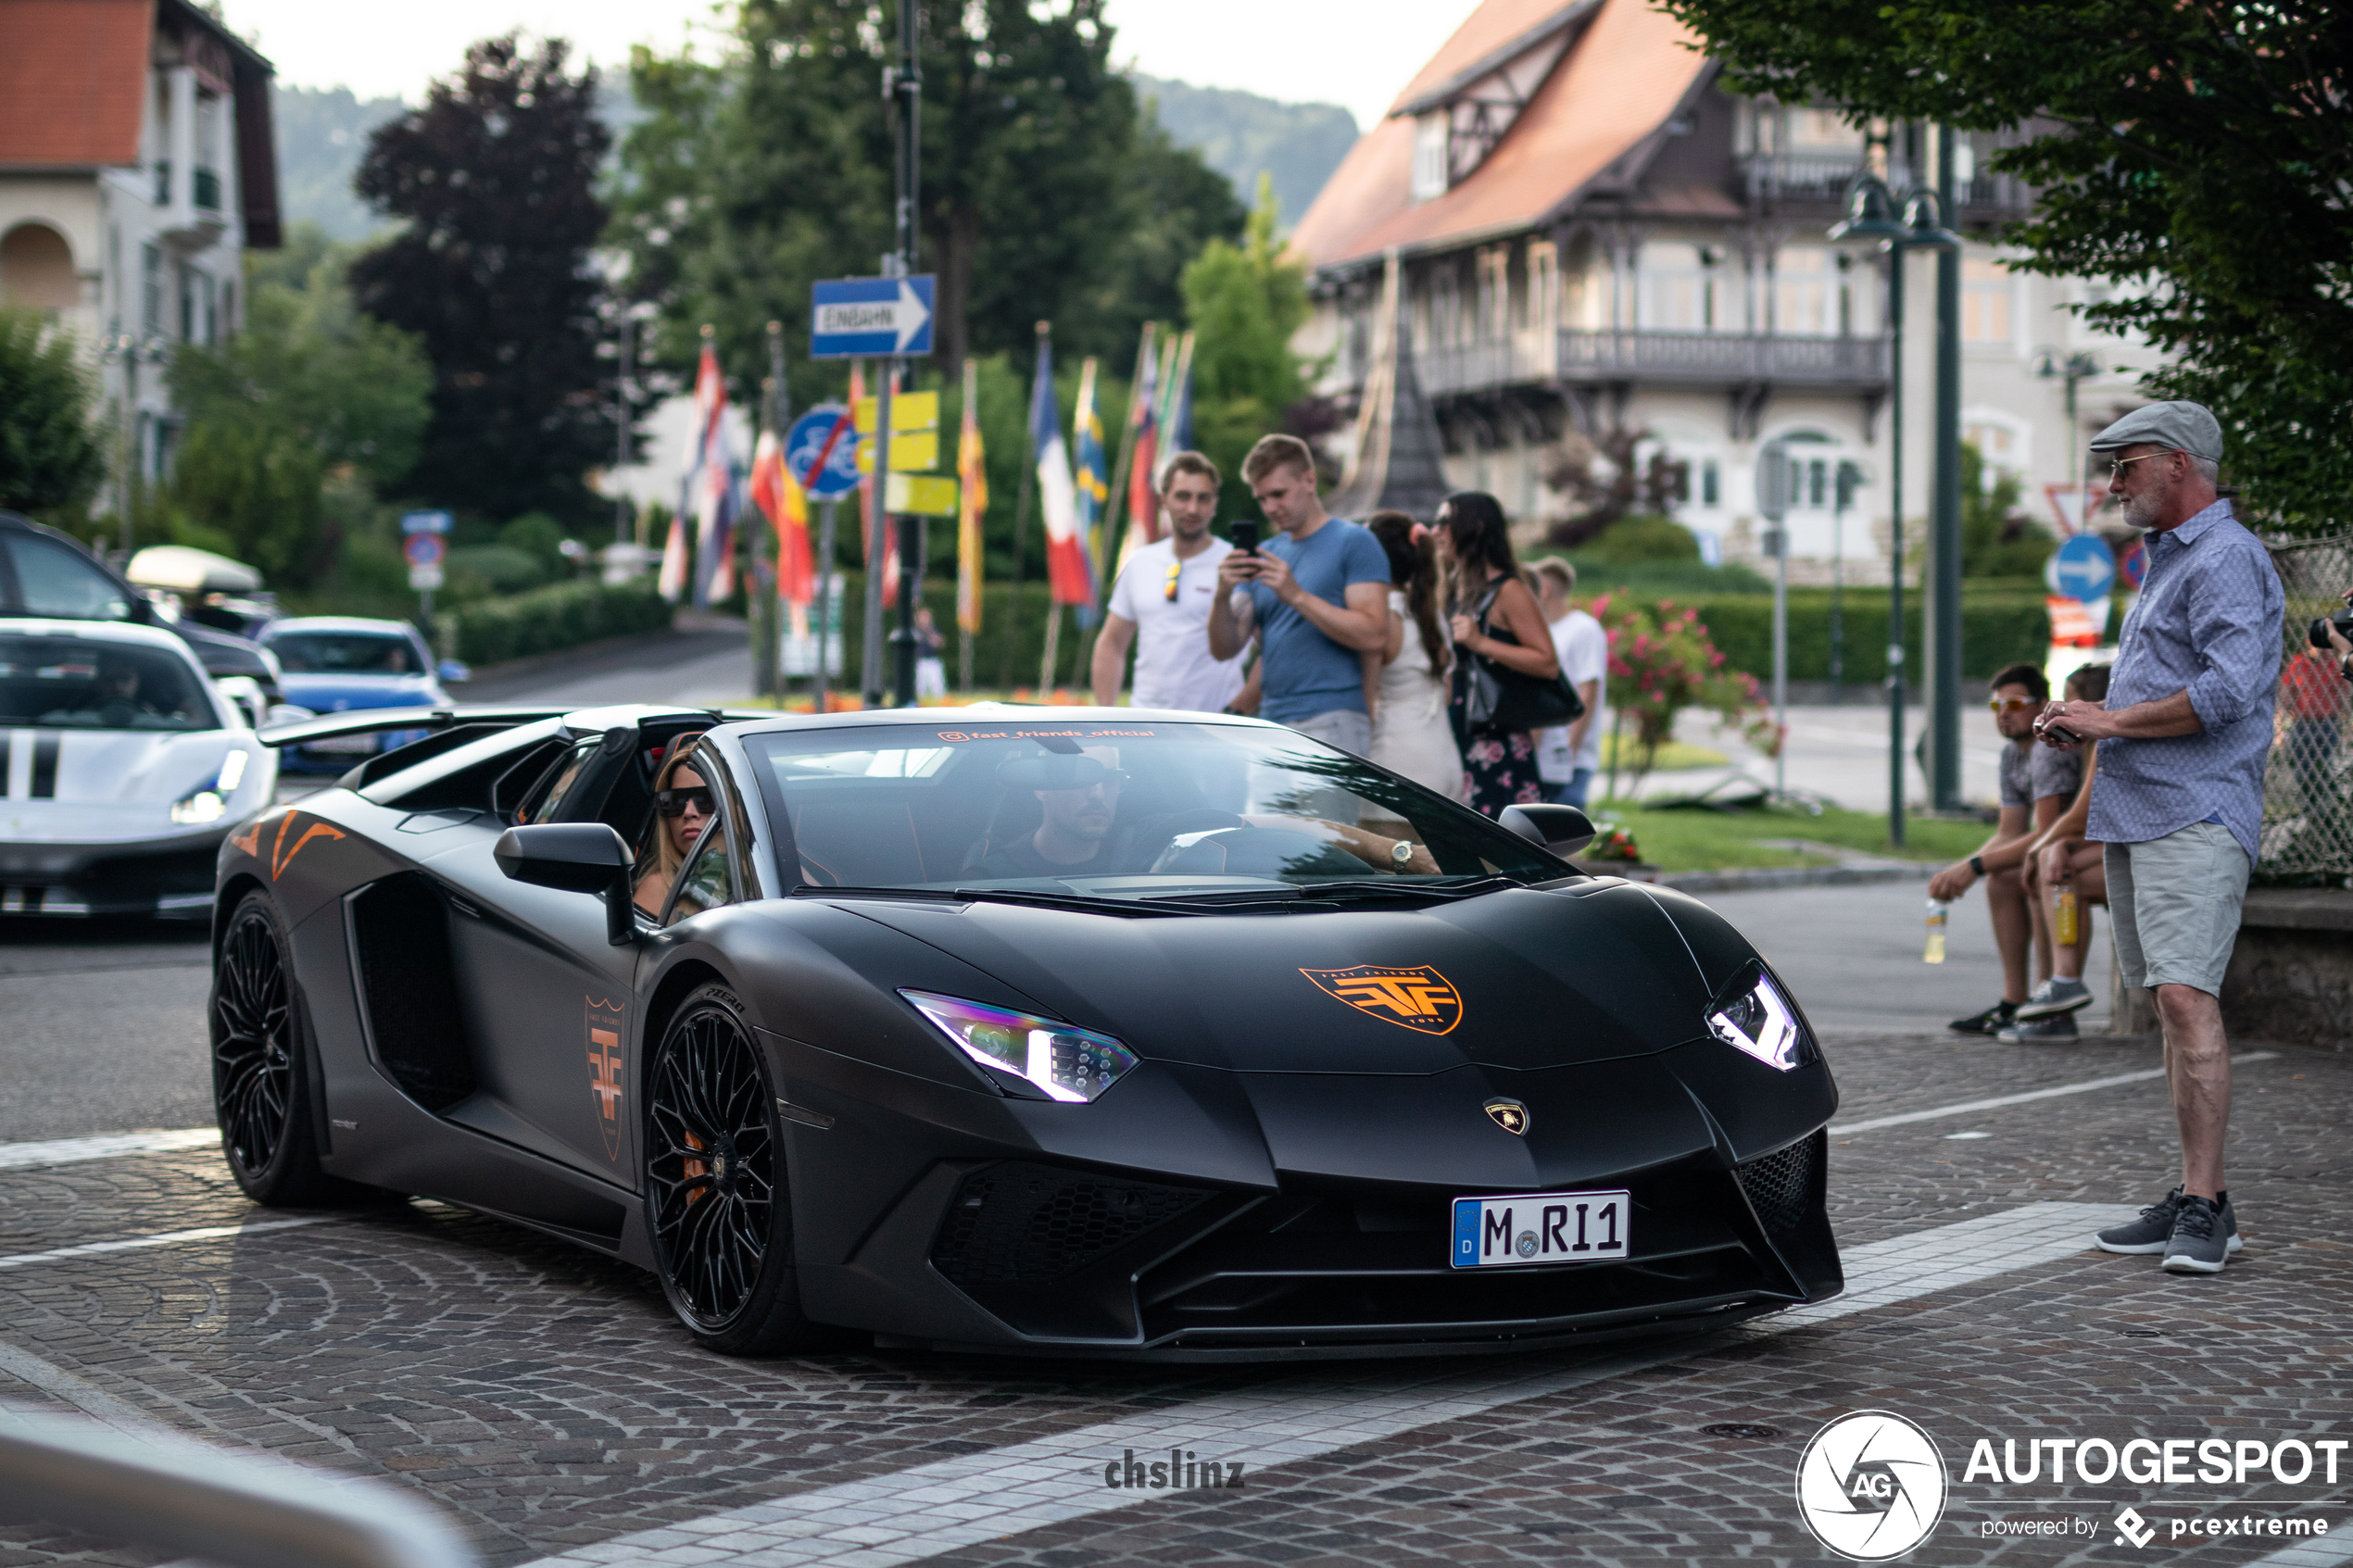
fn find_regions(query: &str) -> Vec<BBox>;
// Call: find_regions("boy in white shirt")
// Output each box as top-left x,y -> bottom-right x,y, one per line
1531,558 -> 1607,808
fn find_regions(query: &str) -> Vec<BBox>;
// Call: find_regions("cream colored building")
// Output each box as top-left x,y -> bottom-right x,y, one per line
1295,0 -> 2153,583
0,0 -> 282,508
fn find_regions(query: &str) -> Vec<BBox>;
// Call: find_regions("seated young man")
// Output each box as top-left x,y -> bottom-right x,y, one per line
2005,664 -> 2111,1041
1935,663 -> 2081,1036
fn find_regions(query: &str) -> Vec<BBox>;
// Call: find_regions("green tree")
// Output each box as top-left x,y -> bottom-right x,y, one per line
1181,176 -> 1310,518
352,35 -> 612,521
168,423 -> 325,584
0,310 -> 104,521
1959,443 -> 2055,581
1655,0 -> 2353,533
173,223 -> 433,489
610,0 -> 1241,383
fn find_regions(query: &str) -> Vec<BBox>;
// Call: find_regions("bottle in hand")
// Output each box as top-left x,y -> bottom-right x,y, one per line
1924,899 -> 1949,964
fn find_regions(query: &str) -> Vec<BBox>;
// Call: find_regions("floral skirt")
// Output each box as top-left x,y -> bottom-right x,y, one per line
1459,729 -> 1543,817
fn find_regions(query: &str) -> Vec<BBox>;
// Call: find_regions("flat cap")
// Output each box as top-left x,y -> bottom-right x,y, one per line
2088,400 -> 2222,462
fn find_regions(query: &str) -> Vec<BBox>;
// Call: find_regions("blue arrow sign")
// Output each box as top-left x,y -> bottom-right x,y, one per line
811,275 -> 935,358
2045,533 -> 2116,602
399,509 -> 453,535
785,407 -> 863,500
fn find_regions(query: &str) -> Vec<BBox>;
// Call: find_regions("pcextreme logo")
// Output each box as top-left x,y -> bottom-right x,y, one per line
1299,965 -> 1463,1034
1794,1411 -> 1949,1562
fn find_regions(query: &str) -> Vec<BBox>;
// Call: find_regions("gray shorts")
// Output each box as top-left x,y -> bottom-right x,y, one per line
1288,708 -> 1373,758
2105,822 -> 2249,996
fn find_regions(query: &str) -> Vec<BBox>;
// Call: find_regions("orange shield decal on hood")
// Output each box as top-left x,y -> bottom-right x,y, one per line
1300,965 -> 1463,1035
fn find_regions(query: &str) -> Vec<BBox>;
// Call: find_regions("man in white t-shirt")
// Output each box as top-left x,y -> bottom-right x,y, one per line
1091,451 -> 1247,712
1531,558 -> 1607,808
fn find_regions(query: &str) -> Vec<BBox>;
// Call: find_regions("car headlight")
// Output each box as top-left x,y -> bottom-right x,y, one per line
1705,965 -> 1814,1073
170,748 -> 250,825
900,990 -> 1139,1103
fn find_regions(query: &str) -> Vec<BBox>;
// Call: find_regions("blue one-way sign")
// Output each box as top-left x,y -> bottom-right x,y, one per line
811,276 -> 936,358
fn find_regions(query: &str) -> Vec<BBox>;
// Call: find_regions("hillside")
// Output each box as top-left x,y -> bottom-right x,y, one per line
1130,74 -> 1357,228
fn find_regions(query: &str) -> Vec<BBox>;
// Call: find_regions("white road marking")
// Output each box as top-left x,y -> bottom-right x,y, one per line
0,1217 -> 325,1272
1831,1051 -> 2279,1135
520,1201 -> 2137,1568
2248,1535 -> 2353,1567
0,1128 -> 220,1171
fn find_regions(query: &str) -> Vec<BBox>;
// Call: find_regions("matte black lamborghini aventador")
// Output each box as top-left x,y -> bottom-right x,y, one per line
211,704 -> 1841,1360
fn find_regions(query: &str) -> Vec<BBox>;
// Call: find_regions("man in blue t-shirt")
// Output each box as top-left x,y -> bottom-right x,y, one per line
1206,434 -> 1390,756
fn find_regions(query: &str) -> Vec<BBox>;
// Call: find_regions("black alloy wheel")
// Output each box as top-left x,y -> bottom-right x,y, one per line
210,891 -> 346,1206
646,983 -> 815,1354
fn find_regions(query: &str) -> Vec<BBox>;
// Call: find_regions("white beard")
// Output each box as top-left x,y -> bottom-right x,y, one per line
2120,485 -> 2161,530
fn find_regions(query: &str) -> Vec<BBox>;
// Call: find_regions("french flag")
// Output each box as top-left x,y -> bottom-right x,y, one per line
1033,334 -> 1092,608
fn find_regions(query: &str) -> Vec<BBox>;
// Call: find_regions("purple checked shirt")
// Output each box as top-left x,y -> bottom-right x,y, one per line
2086,499 -> 2283,861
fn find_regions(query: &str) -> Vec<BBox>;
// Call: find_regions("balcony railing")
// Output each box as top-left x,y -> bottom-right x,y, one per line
1558,329 -> 1889,386
193,167 -> 220,212
1738,154 -> 2033,214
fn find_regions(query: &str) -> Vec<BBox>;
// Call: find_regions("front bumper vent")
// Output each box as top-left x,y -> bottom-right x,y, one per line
1735,1129 -> 1824,1243
932,1161 -> 1214,1287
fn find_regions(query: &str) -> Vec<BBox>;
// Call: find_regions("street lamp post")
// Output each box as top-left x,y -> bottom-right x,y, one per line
2032,347 -> 2101,531
887,0 -> 923,709
1831,166 -> 1959,847
1929,129 -> 1965,815
98,332 -> 170,562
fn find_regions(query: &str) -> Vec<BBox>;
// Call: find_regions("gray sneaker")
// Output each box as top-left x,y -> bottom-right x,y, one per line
1998,1012 -> 2080,1043
2096,1187 -> 2242,1256
2016,976 -> 2094,1020
2162,1195 -> 2236,1273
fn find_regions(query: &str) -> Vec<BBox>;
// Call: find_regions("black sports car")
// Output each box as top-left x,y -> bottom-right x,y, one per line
214,704 -> 1840,1361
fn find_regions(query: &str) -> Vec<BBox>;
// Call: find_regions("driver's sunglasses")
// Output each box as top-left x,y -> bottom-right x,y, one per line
1988,696 -> 2038,714
655,786 -> 714,817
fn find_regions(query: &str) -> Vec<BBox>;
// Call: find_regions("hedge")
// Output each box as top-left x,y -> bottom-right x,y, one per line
447,578 -> 675,667
1605,592 -> 2051,685
825,572 -> 1107,694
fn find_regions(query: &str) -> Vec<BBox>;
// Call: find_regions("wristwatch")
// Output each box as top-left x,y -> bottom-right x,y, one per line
1969,855 -> 1986,876
1391,839 -> 1416,868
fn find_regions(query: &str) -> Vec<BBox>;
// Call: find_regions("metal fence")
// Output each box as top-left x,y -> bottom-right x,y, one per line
2259,531 -> 2353,883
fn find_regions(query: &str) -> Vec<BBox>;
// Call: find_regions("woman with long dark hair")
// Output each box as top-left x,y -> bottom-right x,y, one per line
1365,511 -> 1463,799
1435,491 -> 1558,815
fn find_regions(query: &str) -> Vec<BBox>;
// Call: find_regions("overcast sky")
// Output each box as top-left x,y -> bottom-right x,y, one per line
221,0 -> 1482,130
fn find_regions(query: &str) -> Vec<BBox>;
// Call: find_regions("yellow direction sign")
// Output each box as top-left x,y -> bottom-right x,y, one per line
856,429 -> 940,473
886,473 -> 960,517
852,391 -> 939,434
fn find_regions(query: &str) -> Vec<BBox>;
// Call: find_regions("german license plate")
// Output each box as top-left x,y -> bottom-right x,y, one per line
1450,1189 -> 1629,1269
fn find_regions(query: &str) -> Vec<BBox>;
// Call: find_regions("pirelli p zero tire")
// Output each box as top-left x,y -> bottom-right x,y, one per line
211,891 -> 348,1207
646,983 -> 819,1356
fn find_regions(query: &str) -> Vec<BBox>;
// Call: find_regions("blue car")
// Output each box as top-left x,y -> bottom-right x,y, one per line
257,618 -> 470,773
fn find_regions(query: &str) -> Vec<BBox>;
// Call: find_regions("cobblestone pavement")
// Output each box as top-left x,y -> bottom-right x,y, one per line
0,990 -> 2342,1563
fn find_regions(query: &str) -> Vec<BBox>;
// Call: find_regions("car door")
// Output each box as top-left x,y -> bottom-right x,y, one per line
436,728 -> 651,1186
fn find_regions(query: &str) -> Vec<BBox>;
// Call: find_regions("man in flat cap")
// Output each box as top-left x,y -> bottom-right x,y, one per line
2033,400 -> 2281,1274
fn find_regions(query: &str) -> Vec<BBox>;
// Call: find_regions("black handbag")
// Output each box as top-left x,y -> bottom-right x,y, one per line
1461,578 -> 1587,735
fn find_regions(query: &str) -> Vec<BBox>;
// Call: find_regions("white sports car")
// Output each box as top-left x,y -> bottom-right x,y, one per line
0,618 -> 277,919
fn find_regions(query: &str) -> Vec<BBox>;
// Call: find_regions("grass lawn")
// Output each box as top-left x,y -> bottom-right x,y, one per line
1589,801 -> 1990,873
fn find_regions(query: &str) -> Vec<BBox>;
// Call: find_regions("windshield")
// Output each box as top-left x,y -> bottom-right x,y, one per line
747,720 -> 1565,901
0,634 -> 215,731
267,631 -> 422,675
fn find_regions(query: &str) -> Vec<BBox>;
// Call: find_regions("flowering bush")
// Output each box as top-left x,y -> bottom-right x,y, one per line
1583,824 -> 1643,863
1588,594 -> 1777,797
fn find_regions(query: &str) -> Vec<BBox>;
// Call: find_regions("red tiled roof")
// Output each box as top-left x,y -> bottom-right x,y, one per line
0,0 -> 154,169
1292,0 -> 1712,270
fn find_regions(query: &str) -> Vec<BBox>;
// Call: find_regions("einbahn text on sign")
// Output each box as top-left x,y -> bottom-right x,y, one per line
811,276 -> 936,358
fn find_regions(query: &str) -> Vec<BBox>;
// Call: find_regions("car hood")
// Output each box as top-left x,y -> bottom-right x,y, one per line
828,882 -> 1730,1073
0,728 -> 271,842
276,673 -> 445,712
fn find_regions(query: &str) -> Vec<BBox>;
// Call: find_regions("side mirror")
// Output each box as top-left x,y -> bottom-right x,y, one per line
215,676 -> 265,731
494,823 -> 636,945
1498,803 -> 1597,859
437,659 -> 471,684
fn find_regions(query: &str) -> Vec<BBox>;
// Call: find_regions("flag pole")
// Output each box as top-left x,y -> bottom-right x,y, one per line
1079,320 -> 1155,679
1001,320 -> 1045,691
